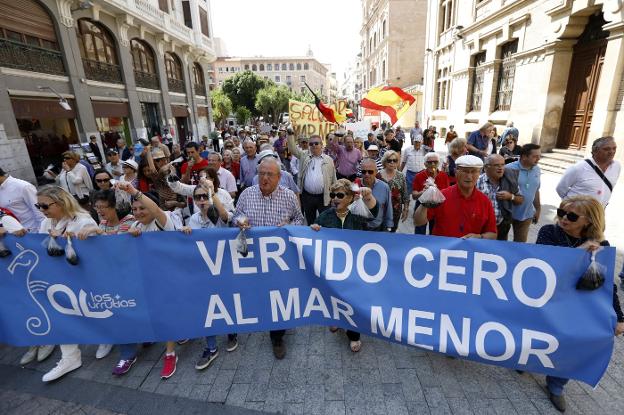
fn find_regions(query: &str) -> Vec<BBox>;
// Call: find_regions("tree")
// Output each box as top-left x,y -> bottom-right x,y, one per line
290,89 -> 315,104
255,84 -> 291,124
210,88 -> 232,128
235,106 -> 252,125
222,71 -> 267,117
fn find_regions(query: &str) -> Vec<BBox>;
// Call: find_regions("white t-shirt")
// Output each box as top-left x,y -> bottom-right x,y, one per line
217,167 -> 238,194
39,213 -> 97,234
129,211 -> 177,232
556,158 -> 621,206
1,215 -> 24,233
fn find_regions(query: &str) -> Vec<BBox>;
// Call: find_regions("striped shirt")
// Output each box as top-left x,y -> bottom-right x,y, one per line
476,174 -> 502,224
233,185 -> 304,227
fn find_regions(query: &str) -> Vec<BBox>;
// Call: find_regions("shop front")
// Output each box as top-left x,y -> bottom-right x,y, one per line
92,101 -> 131,149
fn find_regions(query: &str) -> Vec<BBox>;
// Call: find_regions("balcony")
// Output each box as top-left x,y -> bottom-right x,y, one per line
134,70 -> 160,89
0,39 -> 65,76
167,78 -> 185,93
194,83 -> 206,96
82,59 -> 122,83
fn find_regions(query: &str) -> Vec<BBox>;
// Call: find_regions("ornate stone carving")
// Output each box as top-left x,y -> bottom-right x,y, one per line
56,0 -> 74,28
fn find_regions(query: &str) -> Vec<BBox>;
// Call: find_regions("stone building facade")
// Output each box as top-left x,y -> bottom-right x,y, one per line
0,0 -> 217,183
423,0 -> 624,157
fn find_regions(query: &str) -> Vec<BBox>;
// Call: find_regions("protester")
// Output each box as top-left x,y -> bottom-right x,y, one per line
329,135 -> 362,181
206,152 -> 237,198
423,128 -> 436,151
399,136 -> 427,190
443,137 -> 468,186
233,158 -> 304,358
116,138 -> 132,161
490,127 -> 500,154
410,121 -> 423,142
105,149 -> 123,180
181,142 -> 209,185
311,179 -> 377,351
252,150 -> 300,195
499,120 -> 519,146
467,122 -> 494,160
239,139 -> 259,189
168,167 -> 235,218
414,155 -> 497,239
358,158 -> 392,231
287,132 -> 336,224
384,129 -> 402,153
499,135 -> 520,163
34,186 -> 98,382
222,149 -> 239,182
89,135 -> 103,162
412,152 -> 450,235
172,143 -> 183,160
535,195 -> 624,412
445,125 -> 458,151
120,159 -> 139,188
476,155 -> 524,240
0,167 -> 45,232
506,144 -> 541,242
354,137 -> 368,158
363,132 -> 375,150
92,169 -> 114,191
58,151 -> 93,208
395,126 -> 405,146
150,136 -> 171,158
380,151 -> 409,232
144,148 -> 185,217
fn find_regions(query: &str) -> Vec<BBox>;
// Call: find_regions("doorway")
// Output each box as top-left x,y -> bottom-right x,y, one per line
556,13 -> 609,149
175,116 -> 189,147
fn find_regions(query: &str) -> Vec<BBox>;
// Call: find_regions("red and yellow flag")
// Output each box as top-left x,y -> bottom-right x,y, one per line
316,98 -> 347,124
360,86 -> 415,125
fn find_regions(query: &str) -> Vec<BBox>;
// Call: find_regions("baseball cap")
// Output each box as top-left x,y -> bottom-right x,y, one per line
455,155 -> 484,168
121,159 -> 138,170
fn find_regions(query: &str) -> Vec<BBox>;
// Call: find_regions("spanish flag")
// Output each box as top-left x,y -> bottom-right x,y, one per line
360,86 -> 415,125
304,82 -> 346,124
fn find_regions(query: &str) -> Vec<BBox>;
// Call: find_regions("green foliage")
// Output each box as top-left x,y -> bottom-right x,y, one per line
235,106 -> 252,125
255,84 -> 291,124
222,71 -> 267,116
210,88 -> 233,128
290,89 -> 315,104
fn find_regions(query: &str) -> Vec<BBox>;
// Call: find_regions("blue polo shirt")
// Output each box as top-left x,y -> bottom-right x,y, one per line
505,160 -> 540,221
368,179 -> 393,230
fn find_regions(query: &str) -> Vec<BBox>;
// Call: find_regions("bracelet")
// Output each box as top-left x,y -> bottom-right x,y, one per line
131,191 -> 143,202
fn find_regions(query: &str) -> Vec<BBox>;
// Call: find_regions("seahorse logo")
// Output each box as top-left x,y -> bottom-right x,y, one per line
7,243 -> 51,336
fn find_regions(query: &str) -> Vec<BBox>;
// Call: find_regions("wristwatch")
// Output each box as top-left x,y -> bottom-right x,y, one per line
510,194 -> 515,202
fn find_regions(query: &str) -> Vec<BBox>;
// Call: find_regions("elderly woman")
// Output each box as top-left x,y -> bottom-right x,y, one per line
467,122 -> 494,160
499,135 -> 521,163
380,150 -> 409,232
30,186 -> 98,382
442,137 -> 468,186
354,137 -> 368,158
57,151 -> 93,208
168,167 -> 235,219
536,196 -> 624,412
412,152 -> 450,235
311,179 -> 378,352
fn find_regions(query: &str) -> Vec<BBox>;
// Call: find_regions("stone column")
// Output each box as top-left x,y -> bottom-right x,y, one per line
155,42 -> 174,139
116,18 -> 144,143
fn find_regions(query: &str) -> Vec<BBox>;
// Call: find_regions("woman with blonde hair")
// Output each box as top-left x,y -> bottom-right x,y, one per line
467,122 -> 494,160
536,195 -> 624,412
442,137 -> 468,186
28,186 -> 102,382
57,151 -> 93,207
354,137 -> 368,158
380,150 -> 409,232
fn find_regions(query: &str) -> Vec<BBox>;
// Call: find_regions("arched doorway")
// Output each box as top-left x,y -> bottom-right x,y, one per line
557,12 -> 609,149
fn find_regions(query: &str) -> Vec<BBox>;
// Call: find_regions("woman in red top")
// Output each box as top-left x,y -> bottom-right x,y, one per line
222,149 -> 240,181
412,152 -> 450,235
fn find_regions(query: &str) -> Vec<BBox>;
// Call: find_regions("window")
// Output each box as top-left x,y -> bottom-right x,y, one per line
131,39 -> 156,74
281,63 -> 287,70
259,63 -> 264,71
300,75 -> 305,82
435,67 -> 452,110
275,75 -> 281,82
289,63 -> 294,70
439,0 -> 455,33
158,0 -> 168,13
182,1 -> 192,28
286,75 -> 291,84
301,86 -> 305,93
77,19 -> 118,64
274,62 -> 280,70
165,52 -> 183,80
382,20 -> 386,38
296,63 -> 301,70
267,63 -> 272,71
218,67 -> 223,73
469,52 -> 486,111
244,64 -> 249,70
495,40 -> 518,111
304,62 -> 309,70
252,64 -> 257,71
193,63 -> 205,85
381,60 -> 385,80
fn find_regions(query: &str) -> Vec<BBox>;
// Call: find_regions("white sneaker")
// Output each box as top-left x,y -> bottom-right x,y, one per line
42,357 -> 82,382
95,344 -> 113,359
20,346 -> 37,365
37,345 -> 55,362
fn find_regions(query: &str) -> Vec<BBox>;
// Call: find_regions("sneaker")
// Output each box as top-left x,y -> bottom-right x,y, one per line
548,392 -> 567,412
195,349 -> 218,370
226,336 -> 238,352
42,357 -> 82,382
37,345 -> 55,362
20,346 -> 38,365
272,340 -> 286,359
177,339 -> 189,345
96,344 -> 113,359
112,357 -> 137,376
160,354 -> 178,379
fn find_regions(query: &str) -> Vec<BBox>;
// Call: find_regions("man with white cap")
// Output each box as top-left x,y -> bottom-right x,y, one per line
357,145 -> 382,176
400,135 -> 428,189
414,155 -> 497,239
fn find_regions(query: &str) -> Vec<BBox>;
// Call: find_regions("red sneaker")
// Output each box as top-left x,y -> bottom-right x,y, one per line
160,354 -> 178,379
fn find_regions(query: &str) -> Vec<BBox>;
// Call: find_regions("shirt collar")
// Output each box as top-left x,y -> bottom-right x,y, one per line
0,176 -> 12,189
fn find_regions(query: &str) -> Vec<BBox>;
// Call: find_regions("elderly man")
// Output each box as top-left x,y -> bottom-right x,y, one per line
116,138 -> 132,161
412,152 -> 450,234
467,122 -> 494,160
0,168 -> 45,232
359,158 -> 393,231
206,152 -> 237,198
239,139 -> 260,188
252,150 -> 300,195
105,149 -> 123,179
287,131 -> 336,224
414,155 -> 497,239
233,158 -> 304,359
151,135 -> 171,158
329,135 -> 362,181
400,136 -> 428,190
505,144 -> 541,242
410,121 -> 423,142
477,154 -> 524,240
556,136 -> 619,207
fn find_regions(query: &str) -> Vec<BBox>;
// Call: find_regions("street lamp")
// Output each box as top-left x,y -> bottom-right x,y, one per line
37,86 -> 72,110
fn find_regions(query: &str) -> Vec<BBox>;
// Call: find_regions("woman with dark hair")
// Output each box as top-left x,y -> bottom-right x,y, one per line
535,195 -> 624,412
91,169 -> 130,215
92,169 -> 114,190
310,179 -> 377,352
167,167 -> 235,216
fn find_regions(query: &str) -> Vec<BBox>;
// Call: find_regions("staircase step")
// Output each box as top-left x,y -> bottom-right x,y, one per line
541,152 -> 584,164
550,148 -> 586,158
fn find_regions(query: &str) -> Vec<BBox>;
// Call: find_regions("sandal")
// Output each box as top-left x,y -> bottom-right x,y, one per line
350,340 -> 362,352
329,326 -> 338,333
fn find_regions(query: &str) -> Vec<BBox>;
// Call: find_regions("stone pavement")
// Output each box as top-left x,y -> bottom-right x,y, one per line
1,171 -> 624,415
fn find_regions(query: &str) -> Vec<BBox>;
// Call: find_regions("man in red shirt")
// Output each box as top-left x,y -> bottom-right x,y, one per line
412,152 -> 450,234
181,142 -> 209,185
414,155 -> 497,239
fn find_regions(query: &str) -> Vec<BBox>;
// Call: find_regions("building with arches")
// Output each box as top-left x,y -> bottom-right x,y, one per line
0,0 -> 217,183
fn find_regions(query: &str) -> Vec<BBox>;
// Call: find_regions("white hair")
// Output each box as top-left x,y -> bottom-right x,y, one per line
259,156 -> 282,174
424,152 -> 440,162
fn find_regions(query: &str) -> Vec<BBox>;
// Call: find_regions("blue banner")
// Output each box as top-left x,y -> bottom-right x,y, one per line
0,227 -> 616,386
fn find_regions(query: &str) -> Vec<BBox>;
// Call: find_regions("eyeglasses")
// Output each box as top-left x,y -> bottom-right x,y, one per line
556,209 -> 582,222
35,202 -> 57,210
94,204 -> 111,210
194,194 -> 210,201
361,169 -> 376,175
387,159 -> 398,163
425,160 -> 439,164
258,172 -> 277,178
95,178 -> 110,183
486,164 -> 505,168
330,192 -> 346,199
309,142 -> 322,146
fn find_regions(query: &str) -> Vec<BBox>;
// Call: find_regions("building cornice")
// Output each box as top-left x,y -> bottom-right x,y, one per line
462,0 -> 533,35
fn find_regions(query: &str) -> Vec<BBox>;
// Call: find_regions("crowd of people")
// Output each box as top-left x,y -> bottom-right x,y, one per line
0,120 -> 622,413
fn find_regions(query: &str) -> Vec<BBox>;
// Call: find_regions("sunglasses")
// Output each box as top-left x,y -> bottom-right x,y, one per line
95,178 -> 110,183
194,194 -> 210,201
361,169 -> 376,175
556,209 -> 581,222
35,202 -> 57,210
309,142 -> 322,146
330,192 -> 346,199
425,160 -> 439,164
387,159 -> 398,163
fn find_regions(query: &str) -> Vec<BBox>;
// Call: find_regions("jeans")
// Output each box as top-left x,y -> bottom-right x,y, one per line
546,375 -> 569,396
119,344 -> 138,360
497,218 -> 512,241
204,334 -> 237,352
405,170 -> 417,191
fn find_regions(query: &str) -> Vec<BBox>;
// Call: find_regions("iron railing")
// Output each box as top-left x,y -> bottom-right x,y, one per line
82,59 -> 122,84
134,70 -> 160,90
0,39 -> 65,75
167,78 -> 185,93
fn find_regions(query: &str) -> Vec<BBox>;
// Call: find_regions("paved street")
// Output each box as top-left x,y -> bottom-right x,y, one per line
1,170 -> 624,415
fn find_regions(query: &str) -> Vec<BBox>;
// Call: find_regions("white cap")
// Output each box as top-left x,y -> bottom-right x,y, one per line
368,145 -> 379,151
224,133 -> 231,138
121,159 -> 138,170
258,149 -> 278,161
455,155 -> 484,168
414,135 -> 424,143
